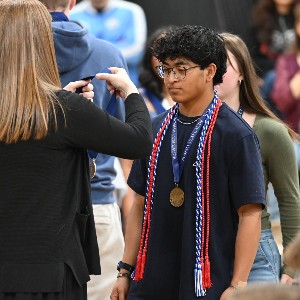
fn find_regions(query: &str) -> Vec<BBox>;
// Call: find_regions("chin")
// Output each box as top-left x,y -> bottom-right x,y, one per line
169,94 -> 182,103
170,97 -> 182,104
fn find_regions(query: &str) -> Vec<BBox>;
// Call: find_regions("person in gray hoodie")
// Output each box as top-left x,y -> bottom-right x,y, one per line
40,0 -> 129,299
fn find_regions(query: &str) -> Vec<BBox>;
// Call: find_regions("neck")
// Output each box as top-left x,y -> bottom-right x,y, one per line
223,97 -> 240,112
221,88 -> 240,112
276,4 -> 292,15
51,6 -> 70,16
178,90 -> 215,117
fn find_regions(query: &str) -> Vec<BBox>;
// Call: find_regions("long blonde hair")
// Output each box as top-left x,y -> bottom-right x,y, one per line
0,0 -> 61,143
220,32 -> 299,141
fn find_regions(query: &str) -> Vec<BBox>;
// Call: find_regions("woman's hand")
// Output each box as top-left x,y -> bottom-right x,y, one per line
220,286 -> 235,300
281,273 -> 294,285
96,67 -> 138,99
63,80 -> 94,101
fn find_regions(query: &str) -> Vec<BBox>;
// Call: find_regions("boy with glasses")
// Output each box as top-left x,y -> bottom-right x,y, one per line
111,25 -> 265,300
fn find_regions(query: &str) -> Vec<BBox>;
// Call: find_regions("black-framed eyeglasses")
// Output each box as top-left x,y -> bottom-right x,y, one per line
155,65 -> 201,80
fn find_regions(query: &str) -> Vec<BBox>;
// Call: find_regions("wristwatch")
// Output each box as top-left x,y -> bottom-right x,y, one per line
230,281 -> 247,289
117,261 -> 135,274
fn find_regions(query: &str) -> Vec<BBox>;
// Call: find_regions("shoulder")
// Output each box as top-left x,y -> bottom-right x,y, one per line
55,89 -> 73,100
91,37 -> 122,55
55,90 -> 86,108
54,90 -> 103,126
88,37 -> 126,67
216,103 -> 255,139
51,21 -> 86,34
253,114 -> 291,143
254,114 -> 289,136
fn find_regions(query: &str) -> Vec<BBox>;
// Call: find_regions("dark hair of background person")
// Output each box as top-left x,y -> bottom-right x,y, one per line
221,32 -> 300,141
291,2 -> 300,52
138,25 -> 175,100
252,0 -> 300,44
152,25 -> 227,86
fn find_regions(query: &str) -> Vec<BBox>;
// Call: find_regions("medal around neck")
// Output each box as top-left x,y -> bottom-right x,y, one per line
170,185 -> 184,207
89,158 -> 96,178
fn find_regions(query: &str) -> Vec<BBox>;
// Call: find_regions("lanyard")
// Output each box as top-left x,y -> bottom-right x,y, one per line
87,69 -> 117,160
171,101 -> 214,184
237,105 -> 243,117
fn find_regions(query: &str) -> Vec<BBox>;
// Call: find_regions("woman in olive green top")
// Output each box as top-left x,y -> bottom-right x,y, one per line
216,32 -> 300,284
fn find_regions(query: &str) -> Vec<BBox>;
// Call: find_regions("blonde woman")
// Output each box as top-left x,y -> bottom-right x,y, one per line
0,0 -> 152,299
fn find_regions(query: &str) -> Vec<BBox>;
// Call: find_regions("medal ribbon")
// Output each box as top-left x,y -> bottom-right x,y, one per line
171,102 -> 215,185
237,105 -> 244,117
87,69 -> 117,162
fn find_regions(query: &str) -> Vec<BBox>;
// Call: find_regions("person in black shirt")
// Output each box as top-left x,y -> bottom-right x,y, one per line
111,25 -> 265,300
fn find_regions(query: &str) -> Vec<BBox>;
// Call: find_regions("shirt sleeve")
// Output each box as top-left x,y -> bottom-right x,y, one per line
127,157 -> 148,196
263,123 -> 300,250
56,91 -> 152,160
229,133 -> 266,211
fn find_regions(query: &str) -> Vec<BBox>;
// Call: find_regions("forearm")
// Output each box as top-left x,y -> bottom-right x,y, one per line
280,198 -> 300,277
121,193 -> 144,267
231,204 -> 262,284
118,158 -> 135,232
290,72 -> 300,99
110,193 -> 144,299
268,128 -> 300,259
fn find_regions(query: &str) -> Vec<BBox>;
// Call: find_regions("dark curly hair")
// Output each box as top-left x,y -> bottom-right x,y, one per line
138,26 -> 175,99
151,25 -> 227,85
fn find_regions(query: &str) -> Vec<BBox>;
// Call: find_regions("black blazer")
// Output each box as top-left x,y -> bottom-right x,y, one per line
0,91 -> 152,293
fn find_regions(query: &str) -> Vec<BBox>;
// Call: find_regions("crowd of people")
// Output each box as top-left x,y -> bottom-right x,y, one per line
1,0 -> 300,300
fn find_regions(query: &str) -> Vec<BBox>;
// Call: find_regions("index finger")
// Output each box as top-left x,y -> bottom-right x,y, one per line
95,72 -> 112,81
74,80 -> 92,87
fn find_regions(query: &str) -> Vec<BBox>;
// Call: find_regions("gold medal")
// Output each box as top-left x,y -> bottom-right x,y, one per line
89,158 -> 96,178
170,186 -> 184,207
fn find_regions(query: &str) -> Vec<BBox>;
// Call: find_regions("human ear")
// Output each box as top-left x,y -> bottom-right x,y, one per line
69,0 -> 76,11
205,63 -> 217,82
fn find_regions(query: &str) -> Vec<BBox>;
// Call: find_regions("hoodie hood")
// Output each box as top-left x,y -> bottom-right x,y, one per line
51,19 -> 128,205
52,21 -> 93,74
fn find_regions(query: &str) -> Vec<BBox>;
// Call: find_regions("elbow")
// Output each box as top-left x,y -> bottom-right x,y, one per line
135,136 -> 153,158
138,124 -> 153,157
144,136 -> 153,156
125,135 -> 152,160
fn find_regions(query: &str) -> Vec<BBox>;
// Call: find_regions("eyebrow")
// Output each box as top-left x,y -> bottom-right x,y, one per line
163,60 -> 190,67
